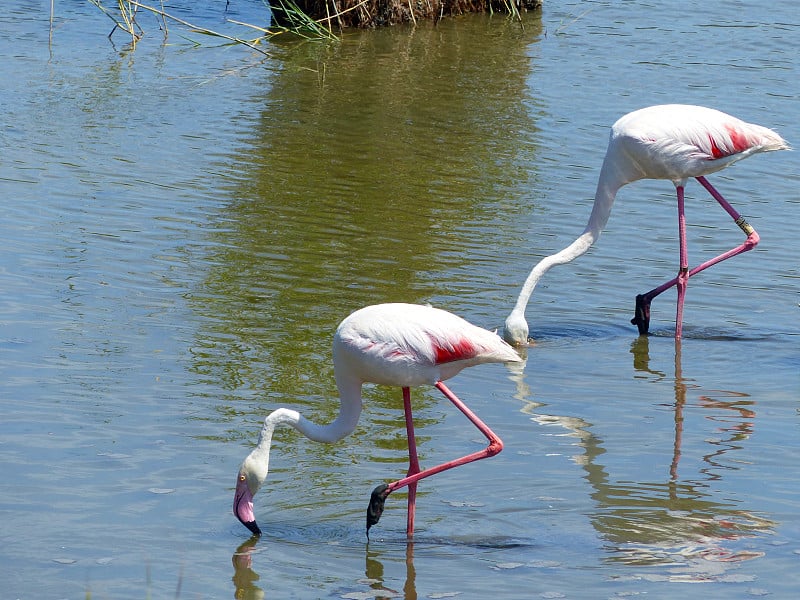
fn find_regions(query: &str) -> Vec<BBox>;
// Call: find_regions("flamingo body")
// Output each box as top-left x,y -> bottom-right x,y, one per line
234,303 -> 521,537
609,105 -> 787,184
334,303 -> 520,387
504,104 -> 789,344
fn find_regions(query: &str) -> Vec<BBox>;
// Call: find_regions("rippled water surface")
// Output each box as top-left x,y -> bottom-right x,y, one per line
1,1 -> 798,598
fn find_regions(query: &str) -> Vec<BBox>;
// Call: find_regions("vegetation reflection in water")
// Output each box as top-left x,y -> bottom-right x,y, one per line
2,1 -> 798,597
188,14 -> 546,526
183,14 -> 783,594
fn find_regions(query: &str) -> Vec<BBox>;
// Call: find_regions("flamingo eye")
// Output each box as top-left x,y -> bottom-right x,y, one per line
239,474 -> 246,482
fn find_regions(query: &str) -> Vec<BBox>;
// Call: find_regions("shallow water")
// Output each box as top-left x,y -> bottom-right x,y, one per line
1,1 -> 798,598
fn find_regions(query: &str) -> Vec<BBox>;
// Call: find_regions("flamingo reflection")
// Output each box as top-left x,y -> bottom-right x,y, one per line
364,541 -> 417,600
507,339 -> 772,574
232,537 -> 264,600
231,536 -> 419,600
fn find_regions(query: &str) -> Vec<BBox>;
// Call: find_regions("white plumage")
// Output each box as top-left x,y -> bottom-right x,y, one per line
234,303 -> 521,537
504,104 -> 789,344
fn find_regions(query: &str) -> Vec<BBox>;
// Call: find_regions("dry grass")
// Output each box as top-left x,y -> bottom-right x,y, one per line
79,0 -> 350,51
71,0 -> 539,51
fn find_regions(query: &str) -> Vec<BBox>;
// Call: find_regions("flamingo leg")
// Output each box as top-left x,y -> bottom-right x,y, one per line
366,382 -> 503,537
631,176 -> 760,336
675,185 -> 689,338
402,386 -> 420,537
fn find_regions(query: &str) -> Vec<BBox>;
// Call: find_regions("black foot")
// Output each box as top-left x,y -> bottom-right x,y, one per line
366,484 -> 390,537
631,294 -> 651,335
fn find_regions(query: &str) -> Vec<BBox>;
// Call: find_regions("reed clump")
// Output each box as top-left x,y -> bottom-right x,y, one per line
84,0 -> 338,51
271,0 -> 541,29
80,0 -> 541,50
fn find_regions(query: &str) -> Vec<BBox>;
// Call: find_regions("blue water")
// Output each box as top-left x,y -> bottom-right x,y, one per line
1,1 -> 798,598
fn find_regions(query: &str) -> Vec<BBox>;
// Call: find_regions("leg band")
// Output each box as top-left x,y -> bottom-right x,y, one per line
735,216 -> 754,235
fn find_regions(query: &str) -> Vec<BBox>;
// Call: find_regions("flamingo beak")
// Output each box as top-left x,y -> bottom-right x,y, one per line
234,474 -> 262,536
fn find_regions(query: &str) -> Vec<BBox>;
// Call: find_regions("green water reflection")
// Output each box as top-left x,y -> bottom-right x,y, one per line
194,14 -> 777,582
190,17 -> 544,459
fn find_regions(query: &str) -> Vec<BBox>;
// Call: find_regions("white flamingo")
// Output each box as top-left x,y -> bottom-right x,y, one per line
504,104 -> 789,344
233,303 -> 521,537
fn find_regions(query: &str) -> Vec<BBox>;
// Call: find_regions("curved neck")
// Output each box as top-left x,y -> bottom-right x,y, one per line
253,375 -> 363,460
509,229 -> 599,318
240,374 -> 365,499
510,158 -> 623,317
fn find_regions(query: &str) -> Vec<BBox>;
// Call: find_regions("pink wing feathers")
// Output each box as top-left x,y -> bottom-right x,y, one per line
611,105 -> 789,182
432,336 -> 479,364
690,116 -> 787,161
335,303 -> 520,386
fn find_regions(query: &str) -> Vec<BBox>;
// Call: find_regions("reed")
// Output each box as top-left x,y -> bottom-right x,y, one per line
86,0 -> 144,47
78,1 -> 538,50
81,0 -> 342,50
267,0 -> 339,39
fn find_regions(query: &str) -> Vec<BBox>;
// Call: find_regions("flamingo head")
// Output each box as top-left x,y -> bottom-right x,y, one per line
503,312 -> 530,346
233,454 -> 267,536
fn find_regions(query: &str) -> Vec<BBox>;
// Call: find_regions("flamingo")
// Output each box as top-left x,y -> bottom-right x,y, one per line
503,104 -> 789,344
233,303 -> 521,538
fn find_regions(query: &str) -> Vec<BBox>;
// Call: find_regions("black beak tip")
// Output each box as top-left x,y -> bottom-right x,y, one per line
243,520 -> 262,536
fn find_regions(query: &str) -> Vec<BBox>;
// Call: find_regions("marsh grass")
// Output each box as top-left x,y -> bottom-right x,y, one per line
490,0 -> 523,24
80,0 -> 342,51
266,0 -> 341,40
74,1 -> 536,51
87,0 -> 145,47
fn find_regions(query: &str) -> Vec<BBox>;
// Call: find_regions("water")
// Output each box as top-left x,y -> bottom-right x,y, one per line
1,1 -> 798,598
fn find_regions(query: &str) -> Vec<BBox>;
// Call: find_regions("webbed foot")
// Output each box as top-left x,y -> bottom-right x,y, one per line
366,484 -> 390,538
631,294 -> 651,335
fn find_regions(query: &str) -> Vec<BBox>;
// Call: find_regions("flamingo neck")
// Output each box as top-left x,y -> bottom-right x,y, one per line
249,376 -> 364,482
510,160 -> 623,318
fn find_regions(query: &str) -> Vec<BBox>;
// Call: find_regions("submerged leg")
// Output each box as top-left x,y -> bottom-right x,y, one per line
631,177 -> 760,335
366,382 -> 503,537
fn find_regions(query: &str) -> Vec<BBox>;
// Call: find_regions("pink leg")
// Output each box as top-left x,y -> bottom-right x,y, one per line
675,186 -> 689,339
402,387 -> 420,537
366,382 -> 503,537
631,176 -> 760,336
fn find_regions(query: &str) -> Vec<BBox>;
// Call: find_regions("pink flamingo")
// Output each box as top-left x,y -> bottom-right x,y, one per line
233,303 -> 521,537
503,104 -> 789,344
